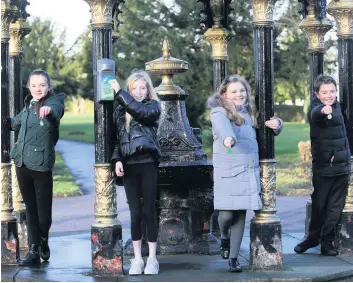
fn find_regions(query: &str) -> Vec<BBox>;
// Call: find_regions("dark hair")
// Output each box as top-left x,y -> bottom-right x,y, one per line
314,75 -> 337,93
26,69 -> 55,114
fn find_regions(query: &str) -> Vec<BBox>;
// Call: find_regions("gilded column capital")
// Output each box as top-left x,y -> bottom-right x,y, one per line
1,1 -> 19,40
9,19 -> 31,56
204,27 -> 232,60
84,0 -> 117,28
251,0 -> 277,26
299,0 -> 332,52
327,0 -> 353,39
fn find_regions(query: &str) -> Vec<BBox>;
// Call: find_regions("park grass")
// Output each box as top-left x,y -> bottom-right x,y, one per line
275,122 -> 312,195
60,113 -> 94,144
59,113 -> 312,195
53,151 -> 82,197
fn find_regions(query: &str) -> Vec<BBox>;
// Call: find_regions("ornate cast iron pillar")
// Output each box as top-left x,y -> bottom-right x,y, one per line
249,0 -> 282,270
84,0 -> 123,276
327,0 -> 353,255
9,1 -> 31,251
299,0 -> 332,238
144,39 -> 217,255
199,0 -> 234,237
204,0 -> 233,92
1,0 -> 19,265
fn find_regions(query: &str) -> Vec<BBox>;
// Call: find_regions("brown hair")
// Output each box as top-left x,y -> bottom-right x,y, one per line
27,69 -> 55,114
314,75 -> 337,94
214,74 -> 258,128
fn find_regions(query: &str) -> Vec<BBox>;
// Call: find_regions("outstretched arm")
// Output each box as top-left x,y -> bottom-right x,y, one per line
210,107 -> 237,147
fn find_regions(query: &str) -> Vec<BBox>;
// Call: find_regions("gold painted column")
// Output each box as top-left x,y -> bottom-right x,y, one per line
298,0 -> 332,238
9,4 -> 31,251
201,0 -> 234,237
1,0 -> 19,264
249,0 -> 282,270
327,0 -> 353,254
204,26 -> 231,92
83,0 -> 123,277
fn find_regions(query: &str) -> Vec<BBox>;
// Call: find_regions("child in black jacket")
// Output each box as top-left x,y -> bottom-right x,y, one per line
294,75 -> 351,256
111,70 -> 161,275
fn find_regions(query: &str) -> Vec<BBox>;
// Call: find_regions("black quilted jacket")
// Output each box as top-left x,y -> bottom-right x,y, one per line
308,97 -> 351,176
10,93 -> 65,172
111,90 -> 161,165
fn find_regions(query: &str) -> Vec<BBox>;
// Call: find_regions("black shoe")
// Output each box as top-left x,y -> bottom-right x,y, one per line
321,243 -> 338,256
229,258 -> 242,273
40,237 -> 50,261
294,238 -> 319,254
220,238 -> 230,259
19,244 -> 41,266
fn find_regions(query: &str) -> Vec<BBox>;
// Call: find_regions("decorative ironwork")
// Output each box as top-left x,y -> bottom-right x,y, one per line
327,0 -> 353,38
92,164 -> 119,228
298,0 -> 310,19
251,0 -> 276,26
299,0 -> 333,52
204,27 -> 231,60
252,159 -> 280,224
1,163 -> 16,222
9,19 -> 31,56
84,0 -> 117,28
11,162 -> 24,212
1,1 -> 19,40
146,39 -> 205,161
111,0 -> 124,42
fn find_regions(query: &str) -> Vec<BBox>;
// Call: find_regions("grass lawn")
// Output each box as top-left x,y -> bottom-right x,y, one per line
60,113 -> 94,144
53,151 -> 82,197
59,113 -> 312,195
275,122 -> 312,195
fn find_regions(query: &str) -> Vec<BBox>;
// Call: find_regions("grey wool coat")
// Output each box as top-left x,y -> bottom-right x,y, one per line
208,96 -> 282,211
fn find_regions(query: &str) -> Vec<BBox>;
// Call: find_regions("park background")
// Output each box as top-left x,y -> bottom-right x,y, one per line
24,0 -> 340,198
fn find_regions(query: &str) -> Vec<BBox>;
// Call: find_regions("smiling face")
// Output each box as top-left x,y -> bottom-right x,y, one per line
28,75 -> 49,100
131,79 -> 148,102
315,83 -> 337,106
222,81 -> 247,105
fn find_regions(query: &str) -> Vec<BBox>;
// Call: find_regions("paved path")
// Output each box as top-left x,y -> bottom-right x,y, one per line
53,140 -> 309,239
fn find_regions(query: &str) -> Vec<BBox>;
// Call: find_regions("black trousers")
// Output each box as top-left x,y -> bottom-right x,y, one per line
16,166 -> 53,245
123,162 -> 158,242
308,173 -> 349,244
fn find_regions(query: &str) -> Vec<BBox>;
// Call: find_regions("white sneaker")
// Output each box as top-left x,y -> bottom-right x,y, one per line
144,257 -> 159,275
129,258 -> 144,275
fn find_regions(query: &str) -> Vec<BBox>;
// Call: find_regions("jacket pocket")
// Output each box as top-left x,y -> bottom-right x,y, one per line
25,145 -> 45,167
221,165 -> 247,180
218,165 -> 248,196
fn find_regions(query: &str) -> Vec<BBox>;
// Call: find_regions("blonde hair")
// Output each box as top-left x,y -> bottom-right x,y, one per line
215,74 -> 258,128
125,69 -> 158,131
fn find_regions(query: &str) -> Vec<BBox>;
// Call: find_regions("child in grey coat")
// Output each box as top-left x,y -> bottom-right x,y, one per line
207,75 -> 283,272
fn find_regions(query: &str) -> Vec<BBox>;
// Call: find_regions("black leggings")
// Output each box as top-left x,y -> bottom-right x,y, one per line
123,163 -> 158,242
15,166 -> 53,245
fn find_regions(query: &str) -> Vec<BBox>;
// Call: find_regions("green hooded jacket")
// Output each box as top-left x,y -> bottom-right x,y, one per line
10,92 -> 65,172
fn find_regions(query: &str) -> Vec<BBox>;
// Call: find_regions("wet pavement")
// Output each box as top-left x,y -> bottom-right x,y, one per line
2,231 -> 353,282
2,140 -> 352,281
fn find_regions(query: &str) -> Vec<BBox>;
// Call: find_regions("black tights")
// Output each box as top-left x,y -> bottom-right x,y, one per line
123,163 -> 158,242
